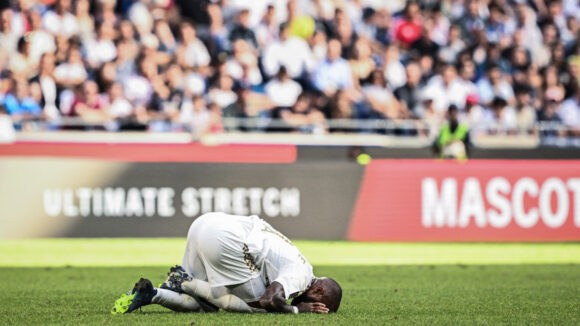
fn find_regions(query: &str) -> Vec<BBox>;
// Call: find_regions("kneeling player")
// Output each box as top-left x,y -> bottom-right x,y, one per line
112,212 -> 342,314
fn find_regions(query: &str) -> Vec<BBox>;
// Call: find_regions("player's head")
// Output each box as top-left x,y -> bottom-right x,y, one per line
291,277 -> 342,312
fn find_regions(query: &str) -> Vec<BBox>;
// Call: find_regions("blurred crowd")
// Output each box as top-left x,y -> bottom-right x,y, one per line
0,0 -> 579,137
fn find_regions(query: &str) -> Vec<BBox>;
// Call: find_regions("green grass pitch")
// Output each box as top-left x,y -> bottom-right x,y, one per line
0,239 -> 579,325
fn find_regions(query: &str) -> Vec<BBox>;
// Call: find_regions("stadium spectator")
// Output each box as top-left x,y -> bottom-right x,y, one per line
461,93 -> 486,132
543,65 -> 566,104
117,20 -> 139,61
9,36 -> 34,79
262,22 -> 315,80
124,54 -> 155,109
313,38 -> 353,96
383,44 -> 406,90
228,9 -> 258,50
106,82 -> 133,121
179,95 -> 211,136
394,61 -> 424,117
348,38 -> 375,89
205,2 -> 228,57
208,74 -> 237,109
477,64 -> 515,107
328,89 -> 356,120
176,21 -> 211,74
392,1 -> 422,48
274,92 -> 326,133
3,78 -> 41,120
29,52 -> 59,119
84,20 -> 117,69
483,96 -> 517,134
68,80 -> 108,124
362,69 -> 402,119
225,39 -> 262,87
265,66 -> 302,109
42,0 -> 79,38
557,88 -> 580,135
438,24 -> 466,64
153,19 -> 178,66
10,0 -> 32,37
309,29 -> 328,63
455,0 -> 485,40
54,44 -> 87,88
255,5 -> 279,49
422,64 -> 466,114
428,4 -> 451,47
0,9 -> 19,67
26,10 -> 57,72
513,85 -> 537,133
484,2 -> 514,45
74,0 -> 94,40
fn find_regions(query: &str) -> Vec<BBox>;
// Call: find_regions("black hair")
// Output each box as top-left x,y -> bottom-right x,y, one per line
320,278 -> 342,313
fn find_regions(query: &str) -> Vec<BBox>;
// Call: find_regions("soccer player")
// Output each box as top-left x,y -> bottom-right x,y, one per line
112,212 -> 342,314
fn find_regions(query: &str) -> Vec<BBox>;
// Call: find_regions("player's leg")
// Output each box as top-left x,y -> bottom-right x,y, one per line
112,277 -> 204,314
111,267 -> 209,314
181,278 -> 255,313
152,288 -> 203,312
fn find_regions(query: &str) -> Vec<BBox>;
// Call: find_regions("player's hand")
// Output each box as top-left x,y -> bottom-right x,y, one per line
296,302 -> 329,314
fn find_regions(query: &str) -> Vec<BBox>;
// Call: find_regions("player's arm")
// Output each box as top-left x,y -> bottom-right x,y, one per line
257,282 -> 328,314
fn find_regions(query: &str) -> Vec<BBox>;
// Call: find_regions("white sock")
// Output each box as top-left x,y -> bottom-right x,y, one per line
151,288 -> 203,312
181,279 -> 253,313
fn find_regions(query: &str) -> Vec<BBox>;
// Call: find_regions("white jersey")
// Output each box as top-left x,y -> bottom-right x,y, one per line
182,212 -> 314,301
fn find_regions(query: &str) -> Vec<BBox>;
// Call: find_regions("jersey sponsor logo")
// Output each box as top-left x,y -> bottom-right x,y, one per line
43,186 -> 301,219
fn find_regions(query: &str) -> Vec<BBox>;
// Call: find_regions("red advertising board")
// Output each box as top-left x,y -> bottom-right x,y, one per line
348,160 -> 580,242
0,142 -> 297,163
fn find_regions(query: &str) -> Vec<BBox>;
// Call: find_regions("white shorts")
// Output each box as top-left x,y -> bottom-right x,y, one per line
181,213 -> 264,291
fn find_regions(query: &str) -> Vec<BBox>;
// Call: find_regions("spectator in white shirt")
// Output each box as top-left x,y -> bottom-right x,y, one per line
208,74 -> 238,109
176,21 -> 211,75
85,20 -> 117,69
225,39 -> 262,87
265,66 -> 302,108
0,9 -> 18,66
106,82 -> 133,119
124,55 -> 156,108
383,45 -> 406,90
10,0 -> 33,37
422,64 -> 467,115
26,10 -> 56,67
262,22 -> 315,79
42,0 -> 79,38
256,5 -> 279,48
74,0 -> 94,40
179,95 -> 211,136
54,45 -> 87,88
482,96 -> 518,134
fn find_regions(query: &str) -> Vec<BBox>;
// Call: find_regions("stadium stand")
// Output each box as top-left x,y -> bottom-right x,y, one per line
0,0 -> 579,146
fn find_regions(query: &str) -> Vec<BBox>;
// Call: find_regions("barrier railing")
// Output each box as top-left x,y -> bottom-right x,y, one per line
7,116 -> 579,136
